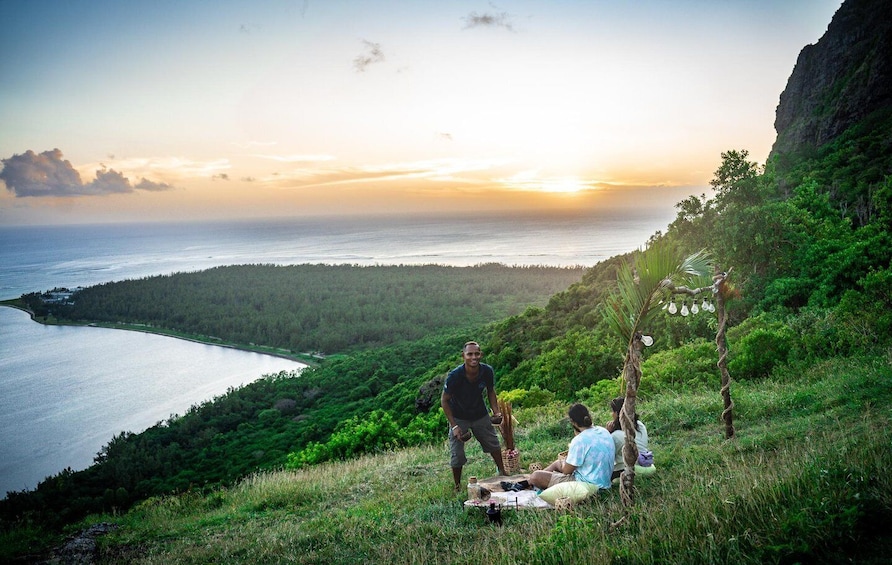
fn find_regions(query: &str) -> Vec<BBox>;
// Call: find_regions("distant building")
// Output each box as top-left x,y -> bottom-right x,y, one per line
42,286 -> 84,304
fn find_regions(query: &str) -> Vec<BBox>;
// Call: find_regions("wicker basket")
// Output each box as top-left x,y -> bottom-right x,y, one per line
502,449 -> 521,474
554,496 -> 574,511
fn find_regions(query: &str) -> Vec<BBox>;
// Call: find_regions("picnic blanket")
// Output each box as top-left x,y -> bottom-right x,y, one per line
463,474 -> 552,509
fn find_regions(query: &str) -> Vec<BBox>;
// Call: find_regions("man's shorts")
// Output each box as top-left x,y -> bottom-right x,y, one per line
547,472 -> 575,488
449,414 -> 501,468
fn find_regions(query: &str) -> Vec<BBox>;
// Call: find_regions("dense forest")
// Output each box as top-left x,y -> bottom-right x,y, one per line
2,1 -> 892,557
22,263 -> 585,354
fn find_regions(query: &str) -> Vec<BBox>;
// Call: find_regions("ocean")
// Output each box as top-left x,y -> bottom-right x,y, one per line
0,210 -> 671,299
0,210 -> 673,496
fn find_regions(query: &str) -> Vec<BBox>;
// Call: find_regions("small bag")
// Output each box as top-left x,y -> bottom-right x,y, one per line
637,449 -> 654,467
500,480 -> 530,492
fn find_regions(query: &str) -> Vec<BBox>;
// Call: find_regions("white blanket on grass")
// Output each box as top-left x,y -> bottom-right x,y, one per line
462,474 -> 551,509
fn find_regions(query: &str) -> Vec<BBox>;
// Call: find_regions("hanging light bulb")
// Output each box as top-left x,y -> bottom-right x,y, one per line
668,301 -> 677,315
690,301 -> 700,315
641,335 -> 654,347
706,300 -> 716,313
680,301 -> 689,317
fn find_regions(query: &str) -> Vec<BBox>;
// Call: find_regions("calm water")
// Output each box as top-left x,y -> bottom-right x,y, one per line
0,307 -> 304,495
0,210 -> 672,496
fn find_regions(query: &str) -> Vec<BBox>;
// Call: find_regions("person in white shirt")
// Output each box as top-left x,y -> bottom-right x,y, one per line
606,396 -> 650,480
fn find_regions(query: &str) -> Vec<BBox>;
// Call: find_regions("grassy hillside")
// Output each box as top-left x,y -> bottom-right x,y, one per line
9,353 -> 889,564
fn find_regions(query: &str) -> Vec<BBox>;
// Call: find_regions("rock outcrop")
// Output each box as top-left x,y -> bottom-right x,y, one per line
414,374 -> 445,413
769,0 -> 892,159
45,523 -> 118,564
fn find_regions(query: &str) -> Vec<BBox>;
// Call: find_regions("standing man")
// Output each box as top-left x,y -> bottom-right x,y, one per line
441,341 -> 506,492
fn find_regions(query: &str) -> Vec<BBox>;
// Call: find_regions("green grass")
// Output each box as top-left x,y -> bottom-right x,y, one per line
6,353 -> 891,564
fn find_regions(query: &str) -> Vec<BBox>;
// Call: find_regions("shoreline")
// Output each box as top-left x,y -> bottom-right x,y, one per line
0,302 -> 318,367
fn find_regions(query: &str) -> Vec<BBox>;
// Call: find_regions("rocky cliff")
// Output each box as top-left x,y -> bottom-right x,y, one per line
769,0 -> 892,160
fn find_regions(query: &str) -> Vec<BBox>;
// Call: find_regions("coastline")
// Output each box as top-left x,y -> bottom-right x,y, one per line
0,302 -> 318,367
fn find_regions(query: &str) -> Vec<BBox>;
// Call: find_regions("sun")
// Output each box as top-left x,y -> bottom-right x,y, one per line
496,171 -> 595,196
538,177 -> 588,194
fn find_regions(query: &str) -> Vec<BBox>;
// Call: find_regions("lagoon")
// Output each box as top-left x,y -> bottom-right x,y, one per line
0,306 -> 304,496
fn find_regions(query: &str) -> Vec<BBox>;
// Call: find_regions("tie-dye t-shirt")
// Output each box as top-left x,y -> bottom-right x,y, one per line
565,426 -> 615,489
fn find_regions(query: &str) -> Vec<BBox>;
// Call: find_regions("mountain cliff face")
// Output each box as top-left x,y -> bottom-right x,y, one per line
769,0 -> 892,159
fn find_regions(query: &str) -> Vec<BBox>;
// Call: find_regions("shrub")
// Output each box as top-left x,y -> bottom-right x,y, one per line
499,386 -> 555,408
761,276 -> 812,310
783,303 -> 883,361
257,408 -> 281,423
495,358 -> 538,393
284,408 -> 446,469
641,339 -> 718,392
524,330 -> 623,400
577,377 -> 624,409
786,307 -> 840,359
728,324 -> 795,379
835,267 -> 892,350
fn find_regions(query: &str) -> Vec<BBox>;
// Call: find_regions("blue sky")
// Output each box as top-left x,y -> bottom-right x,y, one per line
0,0 -> 843,224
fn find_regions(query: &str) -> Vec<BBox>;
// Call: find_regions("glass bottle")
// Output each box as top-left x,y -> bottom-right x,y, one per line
467,476 -> 480,501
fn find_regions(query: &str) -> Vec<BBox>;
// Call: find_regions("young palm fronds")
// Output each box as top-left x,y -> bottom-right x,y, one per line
603,242 -> 712,344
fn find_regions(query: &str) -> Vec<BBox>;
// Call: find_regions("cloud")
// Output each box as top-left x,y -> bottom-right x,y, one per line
88,168 -> 132,194
0,149 -> 176,197
135,178 -> 175,191
108,156 -> 228,178
212,173 -> 231,181
0,149 -> 82,197
353,39 -> 385,72
273,157 -> 508,189
252,153 -> 335,163
462,11 -> 515,31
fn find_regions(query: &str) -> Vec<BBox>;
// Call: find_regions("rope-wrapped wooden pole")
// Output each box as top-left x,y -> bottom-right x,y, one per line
619,333 -> 645,507
714,269 -> 735,439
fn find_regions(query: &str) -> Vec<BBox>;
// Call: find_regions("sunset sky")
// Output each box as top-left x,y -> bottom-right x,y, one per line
0,0 -> 843,225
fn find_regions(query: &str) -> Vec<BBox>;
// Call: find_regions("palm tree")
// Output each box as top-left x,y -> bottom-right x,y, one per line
602,241 -> 712,506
